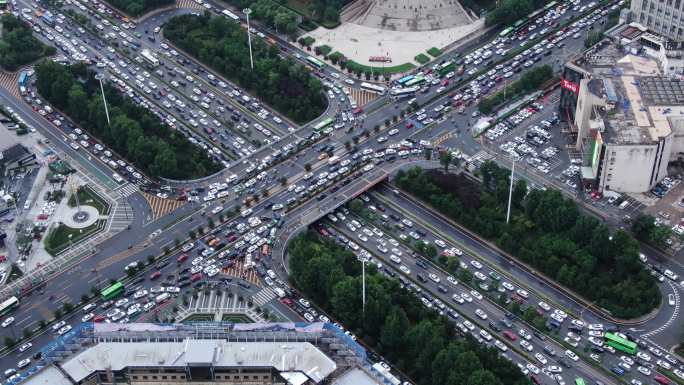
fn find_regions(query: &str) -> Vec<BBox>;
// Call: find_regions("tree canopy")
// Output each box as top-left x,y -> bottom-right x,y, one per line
479,65 -> 554,114
485,0 -> 549,26
164,13 -> 327,124
0,15 -> 56,71
223,0 -> 300,36
288,231 -> 531,385
35,61 -> 221,180
104,0 -> 173,16
395,164 -> 660,319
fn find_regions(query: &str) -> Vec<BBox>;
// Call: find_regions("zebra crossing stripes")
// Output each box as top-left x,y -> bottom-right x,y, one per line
0,71 -> 21,99
175,0 -> 204,9
222,262 -> 260,285
346,87 -> 378,106
141,192 -> 186,221
432,132 -> 454,146
251,287 -> 277,307
113,183 -> 139,198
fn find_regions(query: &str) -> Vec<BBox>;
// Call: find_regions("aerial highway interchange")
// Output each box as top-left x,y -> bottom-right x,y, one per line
0,0 -> 683,384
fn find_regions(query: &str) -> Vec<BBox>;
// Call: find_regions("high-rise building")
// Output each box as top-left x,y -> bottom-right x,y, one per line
631,0 -> 684,41
559,29 -> 684,193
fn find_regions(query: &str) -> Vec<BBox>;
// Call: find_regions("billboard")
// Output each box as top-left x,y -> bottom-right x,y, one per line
590,131 -> 603,177
561,78 -> 580,94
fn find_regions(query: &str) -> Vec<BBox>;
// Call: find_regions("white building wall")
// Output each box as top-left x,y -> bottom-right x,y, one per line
599,143 -> 660,192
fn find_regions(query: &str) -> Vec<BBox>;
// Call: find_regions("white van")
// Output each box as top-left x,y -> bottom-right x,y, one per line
273,288 -> 286,298
155,293 -> 170,304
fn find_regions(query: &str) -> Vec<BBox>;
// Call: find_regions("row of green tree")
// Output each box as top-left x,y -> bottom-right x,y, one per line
223,0 -> 300,36
478,65 -> 554,114
104,0 -> 173,16
35,61 -> 222,180
288,231 -> 532,385
486,0 -> 550,26
394,164 -> 660,319
630,214 -> 673,249
164,13 -> 327,124
0,15 -> 56,71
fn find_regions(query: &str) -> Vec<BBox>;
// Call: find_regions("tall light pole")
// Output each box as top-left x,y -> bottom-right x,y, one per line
244,8 -> 254,70
506,161 -> 515,224
94,73 -> 110,125
361,259 -> 366,313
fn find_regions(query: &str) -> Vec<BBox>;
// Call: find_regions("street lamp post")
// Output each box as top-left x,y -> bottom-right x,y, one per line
94,73 -> 111,125
244,8 -> 254,70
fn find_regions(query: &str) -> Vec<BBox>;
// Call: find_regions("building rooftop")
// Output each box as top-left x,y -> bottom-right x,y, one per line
570,38 -> 684,144
62,340 -> 336,383
21,323 -> 382,385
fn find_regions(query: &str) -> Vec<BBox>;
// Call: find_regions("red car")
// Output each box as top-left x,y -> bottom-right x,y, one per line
191,273 -> 202,282
177,254 -> 188,264
93,315 -> 106,323
654,375 -> 670,385
150,271 -> 161,280
406,122 -> 414,129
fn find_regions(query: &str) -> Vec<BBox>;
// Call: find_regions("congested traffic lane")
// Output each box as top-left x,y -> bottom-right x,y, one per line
340,189 -> 682,385
321,212 -> 615,385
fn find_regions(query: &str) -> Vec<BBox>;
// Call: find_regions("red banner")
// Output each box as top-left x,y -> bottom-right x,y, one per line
561,79 -> 579,94
369,56 -> 392,63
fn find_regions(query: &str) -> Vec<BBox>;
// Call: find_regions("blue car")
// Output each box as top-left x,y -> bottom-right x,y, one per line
610,366 -> 625,376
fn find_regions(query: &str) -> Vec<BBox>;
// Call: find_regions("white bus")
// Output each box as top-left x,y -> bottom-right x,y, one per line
221,9 -> 240,22
390,86 -> 419,99
140,49 -> 159,67
360,82 -> 386,95
0,296 -> 19,316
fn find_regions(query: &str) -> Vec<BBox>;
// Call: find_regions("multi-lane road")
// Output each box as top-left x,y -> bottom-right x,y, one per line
1,0 -> 684,383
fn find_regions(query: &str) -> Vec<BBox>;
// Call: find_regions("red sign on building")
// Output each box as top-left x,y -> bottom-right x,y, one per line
560,79 -> 579,94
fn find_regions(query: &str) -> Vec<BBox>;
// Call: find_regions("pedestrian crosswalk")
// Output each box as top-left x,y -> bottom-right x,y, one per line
346,87 -> 378,106
222,262 -> 260,285
251,287 -> 277,307
141,192 -> 186,221
175,0 -> 204,9
433,132 -> 455,146
0,71 -> 21,99
113,183 -> 139,198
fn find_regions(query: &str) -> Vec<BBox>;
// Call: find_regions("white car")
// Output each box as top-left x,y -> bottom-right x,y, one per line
428,273 -> 440,283
2,317 -> 15,327
57,325 -> 72,335
526,363 -> 540,375
17,359 -> 30,369
535,353 -> 548,365
520,340 -> 533,351
81,312 -> 95,322
636,351 -> 651,362
475,308 -> 487,320
399,265 -> 411,275
565,350 -> 579,361
538,301 -> 551,311
637,366 -> 651,376
470,260 -> 483,269
18,342 -> 32,353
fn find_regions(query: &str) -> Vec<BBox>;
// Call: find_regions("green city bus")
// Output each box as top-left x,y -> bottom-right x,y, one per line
306,56 -> 325,69
313,117 -> 333,131
575,378 -> 586,385
604,333 -> 638,355
101,281 -> 124,300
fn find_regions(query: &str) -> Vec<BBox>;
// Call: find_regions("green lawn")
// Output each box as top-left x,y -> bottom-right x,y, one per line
345,60 -> 415,75
44,220 -> 104,255
415,53 -> 430,64
427,47 -> 443,57
222,314 -> 254,323
68,186 -> 110,215
183,314 -> 215,322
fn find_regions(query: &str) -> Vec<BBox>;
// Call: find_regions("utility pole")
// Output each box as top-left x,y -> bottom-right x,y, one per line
244,8 -> 254,70
506,161 -> 515,224
95,73 -> 110,125
361,259 -> 366,313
